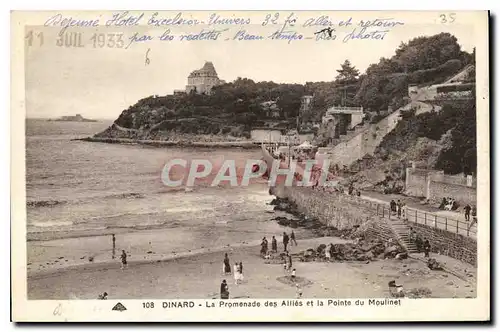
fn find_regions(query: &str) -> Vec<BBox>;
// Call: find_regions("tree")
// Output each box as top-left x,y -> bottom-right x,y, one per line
335,60 -> 360,85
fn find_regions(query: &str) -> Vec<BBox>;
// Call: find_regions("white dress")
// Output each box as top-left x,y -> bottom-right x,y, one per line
325,246 -> 331,259
234,264 -> 240,283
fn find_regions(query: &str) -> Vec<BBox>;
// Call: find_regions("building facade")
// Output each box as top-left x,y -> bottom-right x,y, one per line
185,61 -> 225,95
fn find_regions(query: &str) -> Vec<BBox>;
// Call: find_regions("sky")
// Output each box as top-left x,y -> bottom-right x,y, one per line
24,11 -> 480,120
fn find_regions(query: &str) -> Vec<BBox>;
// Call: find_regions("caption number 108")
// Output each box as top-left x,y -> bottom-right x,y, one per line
142,302 -> 154,309
440,13 -> 456,23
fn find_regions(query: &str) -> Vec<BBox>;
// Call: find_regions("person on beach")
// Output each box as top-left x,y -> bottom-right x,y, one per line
291,268 -> 297,280
112,234 -> 116,259
283,232 -> 289,252
296,283 -> 303,299
415,235 -> 423,253
233,262 -> 240,285
220,280 -> 229,299
223,253 -> 231,275
325,244 -> 332,260
260,237 -> 268,257
271,236 -> 277,253
290,231 -> 297,246
239,262 -> 244,282
423,239 -> 431,258
98,292 -> 108,300
120,250 -> 127,270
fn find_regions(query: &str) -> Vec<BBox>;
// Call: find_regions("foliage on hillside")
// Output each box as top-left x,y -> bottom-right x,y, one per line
354,33 -> 473,113
114,78 -> 305,136
356,98 -> 477,176
110,32 -> 473,138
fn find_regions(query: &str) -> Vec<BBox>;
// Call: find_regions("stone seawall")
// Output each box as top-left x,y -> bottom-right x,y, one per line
407,221 -> 477,266
281,187 -> 373,229
274,185 -> 477,265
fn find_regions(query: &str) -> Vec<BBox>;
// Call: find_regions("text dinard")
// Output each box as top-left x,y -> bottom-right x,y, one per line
159,299 -> 402,309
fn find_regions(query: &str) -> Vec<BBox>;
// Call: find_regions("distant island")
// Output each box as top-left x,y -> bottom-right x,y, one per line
49,114 -> 97,122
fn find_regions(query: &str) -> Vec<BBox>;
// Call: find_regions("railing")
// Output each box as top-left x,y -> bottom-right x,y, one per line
309,188 -> 476,238
344,195 -> 476,237
263,145 -> 477,238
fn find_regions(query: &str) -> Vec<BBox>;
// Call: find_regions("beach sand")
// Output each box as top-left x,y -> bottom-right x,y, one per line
28,235 -> 476,300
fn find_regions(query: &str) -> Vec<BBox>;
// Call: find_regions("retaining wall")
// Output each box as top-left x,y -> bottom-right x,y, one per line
428,180 -> 477,206
407,221 -> 477,266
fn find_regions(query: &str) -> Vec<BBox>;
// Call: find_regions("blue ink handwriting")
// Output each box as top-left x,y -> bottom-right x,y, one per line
179,29 -> 228,41
268,30 -> 303,44
343,27 -> 389,43
126,32 -> 153,49
208,13 -> 251,25
148,12 -> 201,27
233,30 -> 264,41
44,14 -> 99,35
105,11 -> 143,27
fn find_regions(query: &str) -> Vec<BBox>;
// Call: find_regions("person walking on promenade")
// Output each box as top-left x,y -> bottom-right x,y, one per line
271,236 -> 277,253
223,253 -> 231,275
423,239 -> 431,258
220,280 -> 229,299
464,204 -> 472,222
283,232 -> 290,252
468,205 -> 478,231
397,200 -> 402,219
290,231 -> 298,246
390,200 -> 397,216
120,250 -> 127,270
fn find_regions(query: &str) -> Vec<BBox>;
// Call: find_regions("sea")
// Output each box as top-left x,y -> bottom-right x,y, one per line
26,119 -> 286,244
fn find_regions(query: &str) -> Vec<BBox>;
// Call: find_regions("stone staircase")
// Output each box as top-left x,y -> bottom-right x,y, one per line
386,216 -> 418,253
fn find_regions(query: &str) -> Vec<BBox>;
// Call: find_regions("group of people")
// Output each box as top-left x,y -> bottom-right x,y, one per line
439,197 -> 459,211
390,199 -> 406,219
222,253 -> 244,285
260,232 -> 297,257
408,227 -> 432,257
220,254 -> 242,298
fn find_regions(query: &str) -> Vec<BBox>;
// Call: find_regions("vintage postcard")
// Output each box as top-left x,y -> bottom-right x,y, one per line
11,10 -> 489,322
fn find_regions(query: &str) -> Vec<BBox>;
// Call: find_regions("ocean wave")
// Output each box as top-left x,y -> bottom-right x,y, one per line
27,199 -> 66,208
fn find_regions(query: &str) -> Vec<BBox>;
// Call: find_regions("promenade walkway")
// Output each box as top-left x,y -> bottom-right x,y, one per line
354,193 -> 477,239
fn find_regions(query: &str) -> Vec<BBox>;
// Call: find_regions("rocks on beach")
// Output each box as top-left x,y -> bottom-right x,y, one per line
285,239 -> 406,263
